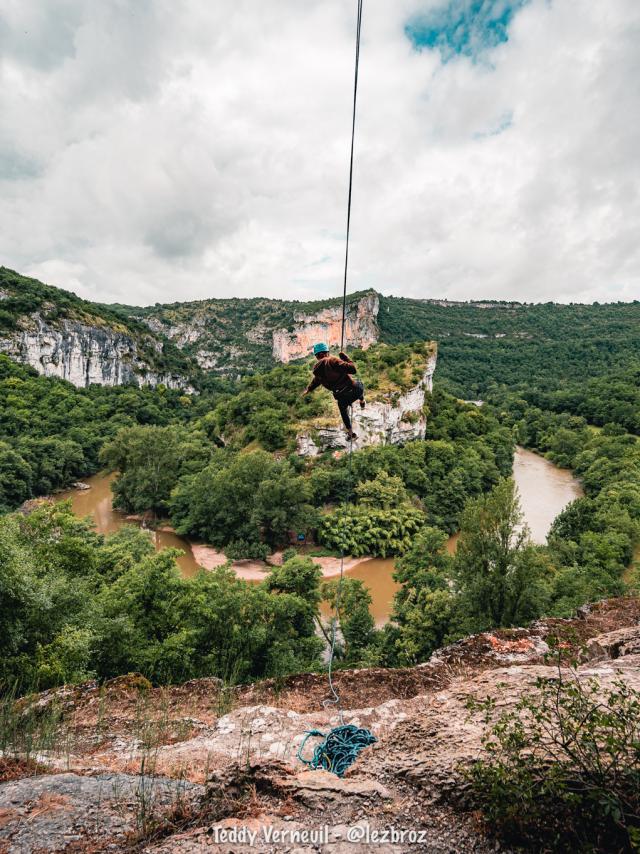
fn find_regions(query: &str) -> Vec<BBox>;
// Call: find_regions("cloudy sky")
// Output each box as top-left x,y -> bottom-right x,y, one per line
1,0 -> 638,306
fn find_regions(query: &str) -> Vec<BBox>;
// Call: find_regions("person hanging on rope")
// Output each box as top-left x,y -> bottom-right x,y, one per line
301,342 -> 365,440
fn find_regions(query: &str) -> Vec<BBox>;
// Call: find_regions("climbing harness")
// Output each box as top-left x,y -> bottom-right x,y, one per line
298,0 -> 376,777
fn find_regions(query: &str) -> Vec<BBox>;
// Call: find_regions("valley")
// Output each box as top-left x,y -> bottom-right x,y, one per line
1,269 -> 638,853
57,446 -> 583,623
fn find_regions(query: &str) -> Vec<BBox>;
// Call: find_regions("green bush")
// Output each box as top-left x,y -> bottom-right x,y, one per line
465,667 -> 640,852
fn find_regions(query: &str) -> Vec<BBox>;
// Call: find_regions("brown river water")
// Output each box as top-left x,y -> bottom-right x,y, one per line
57,447 -> 582,624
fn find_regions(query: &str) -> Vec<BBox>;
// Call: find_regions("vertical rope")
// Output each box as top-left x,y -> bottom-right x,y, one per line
324,0 -> 364,725
340,0 -> 364,353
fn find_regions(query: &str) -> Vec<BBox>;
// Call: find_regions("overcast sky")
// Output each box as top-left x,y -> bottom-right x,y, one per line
1,0 -> 638,306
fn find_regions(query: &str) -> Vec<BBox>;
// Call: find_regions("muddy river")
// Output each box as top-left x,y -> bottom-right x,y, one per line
57,447 -> 582,623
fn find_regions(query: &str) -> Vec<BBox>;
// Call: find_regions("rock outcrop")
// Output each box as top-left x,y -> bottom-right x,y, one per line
297,346 -> 437,456
273,292 -> 379,363
0,314 -> 191,389
2,598 -> 638,853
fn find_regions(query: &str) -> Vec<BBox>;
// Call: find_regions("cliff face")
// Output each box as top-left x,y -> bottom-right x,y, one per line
0,314 -> 190,390
297,347 -> 437,456
272,292 -> 379,363
129,290 -> 381,374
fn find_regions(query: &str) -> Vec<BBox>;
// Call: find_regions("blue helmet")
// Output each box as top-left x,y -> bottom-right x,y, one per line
313,342 -> 329,355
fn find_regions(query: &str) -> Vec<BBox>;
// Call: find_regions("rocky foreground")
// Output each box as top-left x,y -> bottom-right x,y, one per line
1,597 -> 639,853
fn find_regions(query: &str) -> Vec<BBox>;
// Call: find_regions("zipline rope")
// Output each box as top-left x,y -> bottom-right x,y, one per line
328,0 -> 363,723
298,0 -> 377,777
340,0 -> 363,353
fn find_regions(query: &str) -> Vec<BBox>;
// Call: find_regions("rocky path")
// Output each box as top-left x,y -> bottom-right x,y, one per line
1,598 -> 638,852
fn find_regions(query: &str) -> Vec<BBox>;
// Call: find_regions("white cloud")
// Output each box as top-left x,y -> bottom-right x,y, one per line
0,0 -> 638,305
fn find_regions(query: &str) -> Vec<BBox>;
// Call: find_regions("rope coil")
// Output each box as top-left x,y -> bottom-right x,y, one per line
297,725 -> 377,778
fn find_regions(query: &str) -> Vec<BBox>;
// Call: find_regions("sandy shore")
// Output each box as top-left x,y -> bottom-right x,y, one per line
190,544 -> 365,581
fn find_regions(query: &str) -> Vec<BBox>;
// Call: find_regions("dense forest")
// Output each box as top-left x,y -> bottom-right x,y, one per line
377,294 -> 640,400
1,347 -> 638,689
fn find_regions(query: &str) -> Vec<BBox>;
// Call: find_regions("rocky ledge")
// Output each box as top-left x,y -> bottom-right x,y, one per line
1,597 -> 638,853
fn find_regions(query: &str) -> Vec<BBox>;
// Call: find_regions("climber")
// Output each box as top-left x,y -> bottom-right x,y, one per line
301,342 -> 365,440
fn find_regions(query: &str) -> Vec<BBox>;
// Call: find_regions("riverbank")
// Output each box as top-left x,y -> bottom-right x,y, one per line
56,447 -> 584,622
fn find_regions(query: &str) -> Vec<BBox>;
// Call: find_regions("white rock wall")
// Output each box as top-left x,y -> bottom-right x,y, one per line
0,315 -> 190,390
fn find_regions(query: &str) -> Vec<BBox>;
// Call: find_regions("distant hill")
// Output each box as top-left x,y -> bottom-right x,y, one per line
1,265 -> 639,395
376,294 -> 640,397
0,267 -> 196,389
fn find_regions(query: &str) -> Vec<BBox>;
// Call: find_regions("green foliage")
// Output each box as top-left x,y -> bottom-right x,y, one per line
0,355 -> 222,511
386,527 -> 455,665
378,293 -> 640,402
466,669 -> 640,852
0,502 -> 323,689
321,577 -> 377,665
100,425 -> 211,514
170,450 -> 315,550
496,387 -> 640,614
384,481 -> 549,666
320,472 -> 426,557
452,479 -> 549,634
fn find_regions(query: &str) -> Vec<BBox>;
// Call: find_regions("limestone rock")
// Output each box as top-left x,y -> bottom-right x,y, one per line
275,770 -> 392,806
584,625 -> 640,661
0,313 -> 191,390
273,293 -> 380,363
0,772 -> 202,853
296,349 -> 437,456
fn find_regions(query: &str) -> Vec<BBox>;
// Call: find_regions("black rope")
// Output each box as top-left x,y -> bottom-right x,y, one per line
324,0 -> 364,728
308,2 -> 374,777
340,0 -> 364,352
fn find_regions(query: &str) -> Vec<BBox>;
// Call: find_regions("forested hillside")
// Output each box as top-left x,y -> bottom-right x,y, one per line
378,294 -> 640,399
0,268 -> 195,382
3,268 -> 639,396
1,268 -> 638,691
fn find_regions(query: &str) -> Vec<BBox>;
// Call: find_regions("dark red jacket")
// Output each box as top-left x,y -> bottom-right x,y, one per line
307,353 -> 356,394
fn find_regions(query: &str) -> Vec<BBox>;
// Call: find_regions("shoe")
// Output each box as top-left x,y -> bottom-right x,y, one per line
359,398 -> 366,409
346,431 -> 358,441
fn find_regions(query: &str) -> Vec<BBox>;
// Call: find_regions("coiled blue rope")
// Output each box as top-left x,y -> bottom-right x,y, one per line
297,724 -> 377,778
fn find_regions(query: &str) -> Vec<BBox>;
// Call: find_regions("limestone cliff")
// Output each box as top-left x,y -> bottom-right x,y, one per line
273,292 -> 379,363
0,313 -> 191,390
297,345 -> 437,456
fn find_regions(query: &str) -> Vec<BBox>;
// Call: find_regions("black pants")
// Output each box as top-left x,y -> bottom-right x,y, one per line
334,380 -> 364,431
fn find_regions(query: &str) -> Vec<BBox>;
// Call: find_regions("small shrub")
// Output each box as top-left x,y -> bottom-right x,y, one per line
464,664 -> 640,852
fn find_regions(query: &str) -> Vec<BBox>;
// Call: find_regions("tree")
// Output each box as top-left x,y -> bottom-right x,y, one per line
172,451 -> 316,551
452,479 -> 549,633
321,577 -> 376,664
251,467 -> 316,548
0,442 -> 32,511
388,527 -> 455,665
101,425 -> 211,514
320,471 -> 426,557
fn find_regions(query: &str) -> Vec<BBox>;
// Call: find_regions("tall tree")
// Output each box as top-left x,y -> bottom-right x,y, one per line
452,478 -> 548,633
